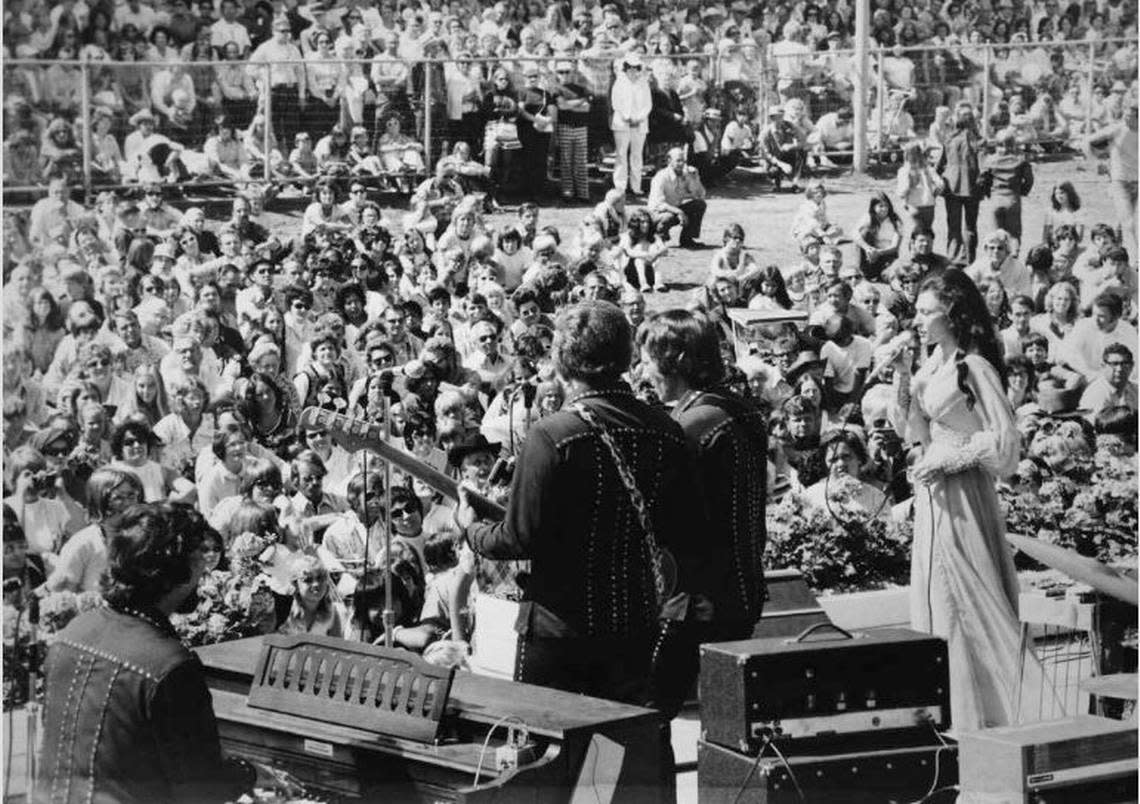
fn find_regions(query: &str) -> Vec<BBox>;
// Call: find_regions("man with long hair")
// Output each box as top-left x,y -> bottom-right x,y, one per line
637,308 -> 768,716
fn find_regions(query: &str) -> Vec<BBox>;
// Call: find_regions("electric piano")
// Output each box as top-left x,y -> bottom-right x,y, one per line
196,636 -> 671,803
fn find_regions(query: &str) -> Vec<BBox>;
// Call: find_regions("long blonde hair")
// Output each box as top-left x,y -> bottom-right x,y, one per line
117,363 -> 170,426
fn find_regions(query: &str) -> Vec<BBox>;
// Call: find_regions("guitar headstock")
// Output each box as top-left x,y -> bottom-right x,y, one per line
299,407 -> 383,453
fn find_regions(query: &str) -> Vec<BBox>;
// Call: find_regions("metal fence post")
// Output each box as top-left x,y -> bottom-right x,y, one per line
423,59 -> 433,168
981,45 -> 992,138
876,46 -> 886,158
853,0 -> 869,174
262,62 -> 273,184
1084,40 -> 1097,138
79,58 -> 93,201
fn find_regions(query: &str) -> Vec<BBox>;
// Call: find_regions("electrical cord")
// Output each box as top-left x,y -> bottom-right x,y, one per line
907,719 -> 955,804
471,714 -> 527,788
766,738 -> 805,802
729,734 -> 772,804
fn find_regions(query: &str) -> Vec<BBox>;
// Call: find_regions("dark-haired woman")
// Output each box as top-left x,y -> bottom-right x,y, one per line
234,371 -> 298,458
853,190 -> 902,281
109,418 -> 196,503
888,270 -> 1026,733
24,287 -> 67,376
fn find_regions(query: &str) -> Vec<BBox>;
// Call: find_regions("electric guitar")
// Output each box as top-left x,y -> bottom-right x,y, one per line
298,407 -> 506,523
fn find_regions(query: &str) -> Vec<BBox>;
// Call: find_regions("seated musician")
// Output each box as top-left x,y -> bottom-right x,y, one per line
38,503 -> 251,803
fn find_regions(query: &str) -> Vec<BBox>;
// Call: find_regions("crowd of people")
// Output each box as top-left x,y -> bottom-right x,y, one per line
1,2 -> 1139,798
3,0 -> 1137,197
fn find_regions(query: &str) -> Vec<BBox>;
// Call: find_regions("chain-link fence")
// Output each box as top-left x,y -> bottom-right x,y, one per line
2,36 -> 1136,200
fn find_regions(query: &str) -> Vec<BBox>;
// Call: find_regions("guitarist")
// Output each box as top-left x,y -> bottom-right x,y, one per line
455,301 -> 702,707
637,309 -> 769,717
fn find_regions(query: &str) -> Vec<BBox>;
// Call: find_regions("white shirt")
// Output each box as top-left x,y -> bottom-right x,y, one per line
210,18 -> 252,53
820,335 -> 874,393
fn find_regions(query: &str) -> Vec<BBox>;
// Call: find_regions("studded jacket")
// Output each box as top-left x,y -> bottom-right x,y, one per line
465,384 -> 702,639
36,606 -> 239,804
673,388 -> 768,627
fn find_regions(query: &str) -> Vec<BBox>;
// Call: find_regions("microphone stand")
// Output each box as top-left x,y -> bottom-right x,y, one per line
25,594 -> 40,797
381,392 -> 395,649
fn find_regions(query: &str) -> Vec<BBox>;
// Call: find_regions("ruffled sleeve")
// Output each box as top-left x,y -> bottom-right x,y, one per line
959,354 -> 1019,479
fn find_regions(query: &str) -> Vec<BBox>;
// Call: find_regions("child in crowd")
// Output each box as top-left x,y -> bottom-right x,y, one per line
792,181 -> 844,244
707,224 -> 760,287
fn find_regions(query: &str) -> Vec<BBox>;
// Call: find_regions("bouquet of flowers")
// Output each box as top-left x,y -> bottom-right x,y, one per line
170,532 -> 280,648
1001,448 -> 1138,566
765,480 -> 912,593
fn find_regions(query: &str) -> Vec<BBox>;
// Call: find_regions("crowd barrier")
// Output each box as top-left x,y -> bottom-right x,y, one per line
2,36 -> 1135,200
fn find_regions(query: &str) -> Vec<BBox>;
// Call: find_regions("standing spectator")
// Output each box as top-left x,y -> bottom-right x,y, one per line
770,21 -> 813,103
648,147 -> 707,249
305,28 -> 347,138
211,0 -> 252,56
554,61 -> 592,202
983,129 -> 1035,253
896,141 -> 942,234
937,101 -> 984,264
1084,93 -> 1138,257
517,65 -> 556,199
610,52 -> 653,197
250,17 -> 307,147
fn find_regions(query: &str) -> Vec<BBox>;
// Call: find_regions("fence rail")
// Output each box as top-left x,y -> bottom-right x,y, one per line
2,36 -> 1135,200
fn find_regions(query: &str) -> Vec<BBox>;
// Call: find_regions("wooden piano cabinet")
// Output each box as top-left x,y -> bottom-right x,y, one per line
196,638 -> 671,803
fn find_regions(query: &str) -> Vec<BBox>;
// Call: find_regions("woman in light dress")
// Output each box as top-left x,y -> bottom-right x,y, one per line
889,270 -> 1038,733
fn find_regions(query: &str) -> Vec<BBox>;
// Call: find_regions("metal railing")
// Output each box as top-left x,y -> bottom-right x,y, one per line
1,36 -> 1135,200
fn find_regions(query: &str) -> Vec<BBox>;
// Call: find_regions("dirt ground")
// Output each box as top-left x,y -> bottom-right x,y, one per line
257,156 -> 1118,312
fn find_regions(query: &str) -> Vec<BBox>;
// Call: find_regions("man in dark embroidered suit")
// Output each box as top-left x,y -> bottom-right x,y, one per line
456,300 -> 701,706
638,308 -> 769,714
37,504 -> 249,804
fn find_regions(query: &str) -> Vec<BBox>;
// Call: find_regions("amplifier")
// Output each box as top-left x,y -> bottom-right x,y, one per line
697,737 -> 958,804
700,625 -> 950,754
959,715 -> 1138,804
752,569 -> 832,639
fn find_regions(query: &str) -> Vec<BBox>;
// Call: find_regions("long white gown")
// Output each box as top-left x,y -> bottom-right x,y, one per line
894,350 -> 1028,733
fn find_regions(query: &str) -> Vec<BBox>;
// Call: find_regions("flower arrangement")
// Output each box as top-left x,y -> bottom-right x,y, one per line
1001,446 -> 1138,566
765,480 -> 912,593
169,532 -> 280,648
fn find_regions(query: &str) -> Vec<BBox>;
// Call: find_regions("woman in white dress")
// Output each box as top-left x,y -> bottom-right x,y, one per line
889,270 -> 1028,733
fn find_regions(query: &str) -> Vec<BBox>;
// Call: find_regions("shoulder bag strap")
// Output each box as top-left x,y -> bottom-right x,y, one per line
569,402 -> 669,606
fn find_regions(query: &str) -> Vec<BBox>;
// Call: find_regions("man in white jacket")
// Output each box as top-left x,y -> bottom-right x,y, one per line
610,52 -> 652,196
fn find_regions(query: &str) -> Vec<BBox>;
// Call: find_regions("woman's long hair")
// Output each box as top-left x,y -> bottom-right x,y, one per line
743,264 -> 793,310
864,190 -> 901,231
26,286 -> 64,331
919,270 -> 1007,408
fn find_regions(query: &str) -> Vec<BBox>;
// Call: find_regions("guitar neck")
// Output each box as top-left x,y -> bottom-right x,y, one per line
300,407 -> 505,522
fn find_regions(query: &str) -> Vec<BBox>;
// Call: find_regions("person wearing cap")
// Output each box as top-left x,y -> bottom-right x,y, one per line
554,60 -> 593,201
636,308 -> 768,716
761,103 -> 807,191
610,52 -> 653,196
1084,91 -> 1138,257
648,147 -> 707,249
455,300 -> 700,706
250,16 -> 307,145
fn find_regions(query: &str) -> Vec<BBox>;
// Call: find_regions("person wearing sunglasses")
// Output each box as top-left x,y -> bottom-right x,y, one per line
74,342 -> 134,413
610,52 -> 652,197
